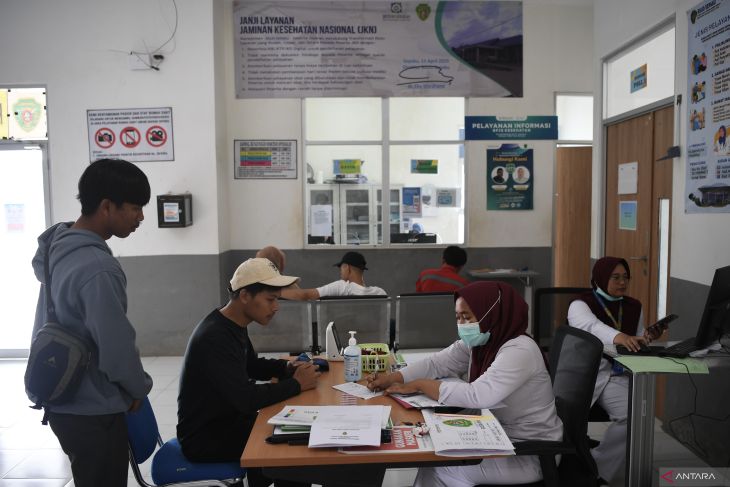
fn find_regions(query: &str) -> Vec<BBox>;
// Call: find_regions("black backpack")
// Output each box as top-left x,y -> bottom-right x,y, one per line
24,249 -> 94,424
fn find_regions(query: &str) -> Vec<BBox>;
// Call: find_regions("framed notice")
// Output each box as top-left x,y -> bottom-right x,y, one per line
234,140 -> 297,179
619,201 -> 637,231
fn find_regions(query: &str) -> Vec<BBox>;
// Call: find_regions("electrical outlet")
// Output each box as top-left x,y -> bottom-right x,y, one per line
128,53 -> 150,70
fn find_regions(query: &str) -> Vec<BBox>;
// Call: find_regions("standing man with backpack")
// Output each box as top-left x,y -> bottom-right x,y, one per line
28,159 -> 153,486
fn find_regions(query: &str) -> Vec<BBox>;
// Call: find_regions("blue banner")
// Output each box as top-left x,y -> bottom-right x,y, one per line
487,144 -> 533,210
465,116 -> 558,140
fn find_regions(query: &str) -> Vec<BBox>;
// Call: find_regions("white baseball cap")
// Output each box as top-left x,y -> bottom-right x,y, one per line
229,258 -> 299,291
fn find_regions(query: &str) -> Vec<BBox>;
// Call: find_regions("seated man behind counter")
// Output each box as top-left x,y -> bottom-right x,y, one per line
416,245 -> 469,293
281,251 -> 386,300
177,258 -> 319,487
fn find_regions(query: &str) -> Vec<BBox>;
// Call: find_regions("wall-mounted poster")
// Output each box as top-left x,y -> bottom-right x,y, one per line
411,159 -> 438,174
88,107 -> 174,162
233,1 -> 523,98
685,0 -> 730,213
234,140 -> 296,179
402,187 -> 422,217
436,188 -> 459,207
630,64 -> 647,93
619,201 -> 637,231
487,144 -> 533,210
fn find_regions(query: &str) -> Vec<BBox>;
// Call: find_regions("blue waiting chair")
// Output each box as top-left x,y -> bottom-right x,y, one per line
125,397 -> 246,487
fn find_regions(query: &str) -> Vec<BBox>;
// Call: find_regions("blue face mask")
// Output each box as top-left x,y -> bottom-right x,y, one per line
457,291 -> 500,348
595,286 -> 622,302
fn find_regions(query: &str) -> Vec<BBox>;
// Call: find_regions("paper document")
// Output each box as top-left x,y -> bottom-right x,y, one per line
339,425 -> 434,454
390,392 -> 442,409
309,405 -> 384,448
333,381 -> 384,399
422,409 -> 514,457
268,404 -> 392,429
267,405 -> 321,426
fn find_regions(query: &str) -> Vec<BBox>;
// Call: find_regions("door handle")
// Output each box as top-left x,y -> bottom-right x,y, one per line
629,256 -> 648,263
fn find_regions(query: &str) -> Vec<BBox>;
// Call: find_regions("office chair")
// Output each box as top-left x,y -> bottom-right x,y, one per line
533,287 -> 591,351
126,397 -> 246,487
476,325 -> 602,487
532,287 -> 610,432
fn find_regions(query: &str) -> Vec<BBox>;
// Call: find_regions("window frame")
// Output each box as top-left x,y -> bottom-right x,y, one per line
302,97 -> 467,249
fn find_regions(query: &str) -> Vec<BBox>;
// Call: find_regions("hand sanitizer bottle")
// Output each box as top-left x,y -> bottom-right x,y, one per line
344,331 -> 362,382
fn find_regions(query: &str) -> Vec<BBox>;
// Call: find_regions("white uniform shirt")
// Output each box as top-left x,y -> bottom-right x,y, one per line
567,299 -> 644,403
316,279 -> 386,297
400,335 -> 562,443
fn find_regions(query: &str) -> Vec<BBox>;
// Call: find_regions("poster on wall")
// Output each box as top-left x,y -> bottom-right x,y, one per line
0,90 -> 8,139
233,1 -> 523,98
486,144 -> 533,210
8,88 -> 47,140
685,0 -> 730,213
618,201 -> 637,230
402,187 -> 422,216
87,107 -> 174,162
234,140 -> 297,179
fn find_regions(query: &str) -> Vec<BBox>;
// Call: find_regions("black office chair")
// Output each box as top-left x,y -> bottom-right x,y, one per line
532,287 -> 610,428
533,287 -> 591,351
476,325 -> 602,487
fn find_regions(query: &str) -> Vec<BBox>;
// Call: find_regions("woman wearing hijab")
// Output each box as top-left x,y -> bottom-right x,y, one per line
567,256 -> 649,485
367,281 -> 562,487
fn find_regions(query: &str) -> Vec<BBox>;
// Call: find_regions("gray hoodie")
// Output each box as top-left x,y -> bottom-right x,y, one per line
30,222 -> 152,414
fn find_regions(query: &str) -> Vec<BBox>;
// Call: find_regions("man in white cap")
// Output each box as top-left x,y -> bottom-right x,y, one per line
177,258 -> 318,487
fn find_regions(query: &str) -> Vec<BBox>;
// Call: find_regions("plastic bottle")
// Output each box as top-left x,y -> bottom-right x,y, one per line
343,331 -> 362,382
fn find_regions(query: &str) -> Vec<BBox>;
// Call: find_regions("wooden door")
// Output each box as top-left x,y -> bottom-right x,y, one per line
554,146 -> 592,287
605,107 -> 674,327
605,113 -> 654,319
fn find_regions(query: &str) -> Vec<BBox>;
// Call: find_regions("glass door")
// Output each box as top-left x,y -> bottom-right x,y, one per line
0,144 -> 48,357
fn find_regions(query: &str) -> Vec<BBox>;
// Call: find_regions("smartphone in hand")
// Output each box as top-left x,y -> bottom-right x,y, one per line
645,314 -> 678,340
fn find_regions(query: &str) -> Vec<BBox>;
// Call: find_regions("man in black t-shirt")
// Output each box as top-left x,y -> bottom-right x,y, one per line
177,258 -> 319,487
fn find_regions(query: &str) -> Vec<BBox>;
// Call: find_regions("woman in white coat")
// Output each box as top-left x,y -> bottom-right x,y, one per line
367,281 -> 562,487
567,256 -> 649,485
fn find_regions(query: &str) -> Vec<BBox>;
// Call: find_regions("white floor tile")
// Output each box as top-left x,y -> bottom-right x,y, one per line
3,449 -> 71,479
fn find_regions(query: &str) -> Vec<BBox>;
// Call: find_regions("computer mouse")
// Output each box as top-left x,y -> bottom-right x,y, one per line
312,358 -> 329,372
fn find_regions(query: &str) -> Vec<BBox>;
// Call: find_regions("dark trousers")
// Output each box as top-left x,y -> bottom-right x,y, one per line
49,412 -> 128,487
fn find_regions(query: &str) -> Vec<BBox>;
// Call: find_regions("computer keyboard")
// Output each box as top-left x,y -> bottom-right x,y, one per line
659,338 -> 697,358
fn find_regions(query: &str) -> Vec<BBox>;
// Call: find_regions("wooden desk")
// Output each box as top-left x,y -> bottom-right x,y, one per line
241,362 -> 481,486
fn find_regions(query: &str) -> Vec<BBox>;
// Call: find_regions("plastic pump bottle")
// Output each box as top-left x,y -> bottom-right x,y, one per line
344,331 -> 362,382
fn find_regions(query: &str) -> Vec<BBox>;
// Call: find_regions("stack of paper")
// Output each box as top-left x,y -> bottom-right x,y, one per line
267,405 -> 392,448
389,392 -> 442,409
309,405 -> 385,448
421,409 -> 515,457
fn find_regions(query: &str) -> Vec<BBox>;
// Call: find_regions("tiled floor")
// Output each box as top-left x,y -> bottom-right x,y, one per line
0,356 -> 709,487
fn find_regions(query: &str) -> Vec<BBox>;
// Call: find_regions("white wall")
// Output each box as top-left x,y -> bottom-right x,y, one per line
220,1 -> 594,250
593,0 -> 730,285
2,0 -> 594,256
0,0 -> 222,256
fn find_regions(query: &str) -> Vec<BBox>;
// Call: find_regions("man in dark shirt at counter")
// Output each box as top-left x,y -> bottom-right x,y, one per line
177,257 -> 319,487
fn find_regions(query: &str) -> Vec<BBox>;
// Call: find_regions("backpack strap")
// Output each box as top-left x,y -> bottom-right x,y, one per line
43,247 -> 58,323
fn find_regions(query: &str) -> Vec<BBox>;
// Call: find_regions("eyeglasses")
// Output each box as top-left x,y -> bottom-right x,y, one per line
609,274 -> 630,282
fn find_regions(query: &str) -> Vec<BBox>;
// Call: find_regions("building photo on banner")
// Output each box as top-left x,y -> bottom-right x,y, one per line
233,1 -> 523,98
685,0 -> 730,213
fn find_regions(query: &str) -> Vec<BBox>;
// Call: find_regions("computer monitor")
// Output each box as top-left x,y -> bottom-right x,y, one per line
694,264 -> 730,348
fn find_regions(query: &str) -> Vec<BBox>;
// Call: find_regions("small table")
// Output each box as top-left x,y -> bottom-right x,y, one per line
612,354 -> 713,487
467,269 -> 539,333
241,361 -> 482,487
